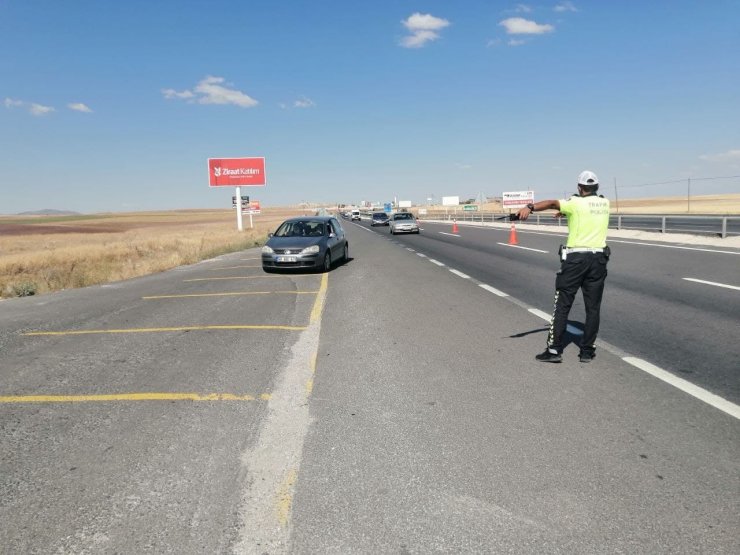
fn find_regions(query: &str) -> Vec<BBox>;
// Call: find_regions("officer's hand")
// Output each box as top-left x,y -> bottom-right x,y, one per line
554,211 -> 565,218
516,207 -> 530,220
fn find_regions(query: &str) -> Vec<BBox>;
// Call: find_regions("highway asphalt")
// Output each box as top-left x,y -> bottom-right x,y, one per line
1,221 -> 738,553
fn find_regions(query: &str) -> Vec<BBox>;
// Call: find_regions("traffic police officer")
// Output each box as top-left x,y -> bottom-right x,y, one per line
516,170 -> 610,363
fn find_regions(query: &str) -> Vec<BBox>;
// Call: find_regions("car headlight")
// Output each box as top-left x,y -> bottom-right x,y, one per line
261,245 -> 274,254
301,245 -> 320,255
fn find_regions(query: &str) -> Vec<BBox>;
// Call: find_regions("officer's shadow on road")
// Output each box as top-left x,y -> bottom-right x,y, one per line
508,321 -> 584,350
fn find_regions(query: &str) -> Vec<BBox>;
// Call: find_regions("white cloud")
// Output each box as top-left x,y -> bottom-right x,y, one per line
5,97 -> 55,116
294,97 -> 315,109
400,12 -> 450,48
509,39 -> 527,46
4,97 -> 23,108
554,2 -> 578,12
515,4 -> 532,13
29,103 -> 55,116
68,102 -> 93,113
699,149 -> 740,162
499,17 -> 554,35
162,76 -> 258,108
162,88 -> 195,100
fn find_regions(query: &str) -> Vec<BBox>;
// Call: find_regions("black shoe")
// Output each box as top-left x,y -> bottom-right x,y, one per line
536,349 -> 562,363
579,350 -> 595,363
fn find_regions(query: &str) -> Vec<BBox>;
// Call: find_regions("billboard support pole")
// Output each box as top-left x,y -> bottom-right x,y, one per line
235,186 -> 244,231
249,211 -> 254,229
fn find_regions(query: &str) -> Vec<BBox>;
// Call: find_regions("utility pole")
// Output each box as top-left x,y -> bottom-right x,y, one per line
613,177 -> 619,214
687,177 -> 691,213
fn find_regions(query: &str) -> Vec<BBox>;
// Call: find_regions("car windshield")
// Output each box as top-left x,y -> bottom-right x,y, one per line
394,213 -> 414,220
373,214 -> 386,219
274,220 -> 325,237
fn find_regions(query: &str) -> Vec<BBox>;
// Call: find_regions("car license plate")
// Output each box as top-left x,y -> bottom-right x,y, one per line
277,255 -> 297,263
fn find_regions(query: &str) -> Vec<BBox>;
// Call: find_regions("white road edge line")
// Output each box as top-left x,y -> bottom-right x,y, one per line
683,277 -> 740,291
623,357 -> 740,421
497,242 -> 549,253
429,259 -> 445,267
406,248 -> 415,252
439,232 -> 461,237
449,269 -> 471,279
479,284 -> 508,297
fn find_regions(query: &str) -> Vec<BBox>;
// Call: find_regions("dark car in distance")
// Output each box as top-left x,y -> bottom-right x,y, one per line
371,212 -> 390,226
262,216 -> 348,272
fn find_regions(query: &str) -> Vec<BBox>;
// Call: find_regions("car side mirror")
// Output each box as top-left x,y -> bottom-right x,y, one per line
329,232 -> 336,238
268,232 -> 274,238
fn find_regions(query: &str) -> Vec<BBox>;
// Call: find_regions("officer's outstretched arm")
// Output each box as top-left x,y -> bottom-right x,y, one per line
516,199 -> 560,221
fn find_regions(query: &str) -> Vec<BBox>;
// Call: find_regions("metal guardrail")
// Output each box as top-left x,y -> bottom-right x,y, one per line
417,211 -> 740,239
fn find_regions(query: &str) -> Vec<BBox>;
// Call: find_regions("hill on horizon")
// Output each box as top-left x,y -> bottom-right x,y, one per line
16,209 -> 81,216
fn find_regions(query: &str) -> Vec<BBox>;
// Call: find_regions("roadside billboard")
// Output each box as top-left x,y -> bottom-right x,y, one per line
208,157 -> 266,187
442,196 -> 460,206
502,191 -> 534,209
398,200 -> 412,208
243,200 -> 261,214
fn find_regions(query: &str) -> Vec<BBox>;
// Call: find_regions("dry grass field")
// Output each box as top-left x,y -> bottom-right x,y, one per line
0,207 -> 307,298
1,194 -> 738,298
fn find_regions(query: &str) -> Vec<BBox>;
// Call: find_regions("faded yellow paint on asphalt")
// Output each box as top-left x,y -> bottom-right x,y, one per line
142,290 -> 319,300
277,468 -> 298,527
184,275 -> 316,282
304,276 -> 327,396
310,273 -> 329,324
23,324 -> 307,336
207,265 -> 262,270
0,392 -> 272,403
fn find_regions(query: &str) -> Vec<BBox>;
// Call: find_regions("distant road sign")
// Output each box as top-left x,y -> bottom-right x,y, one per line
384,203 -> 392,213
463,204 -> 478,211
502,191 -> 534,209
208,157 -> 266,187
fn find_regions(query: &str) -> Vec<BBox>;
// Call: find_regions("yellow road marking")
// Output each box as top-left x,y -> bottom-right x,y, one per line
184,276 -> 316,282
143,290 -> 319,300
0,392 -> 272,403
23,324 -> 307,336
208,265 -> 262,270
276,468 -> 298,527
309,273 -> 329,324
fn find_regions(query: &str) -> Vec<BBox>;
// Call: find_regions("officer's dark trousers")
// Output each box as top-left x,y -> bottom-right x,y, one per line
547,252 -> 608,353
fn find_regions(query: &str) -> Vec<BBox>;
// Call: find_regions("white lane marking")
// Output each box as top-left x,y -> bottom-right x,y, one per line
416,253 -> 427,258
683,278 -> 740,291
479,284 -> 509,297
449,269 -> 471,279
529,308 -> 551,321
623,357 -> 740,421
406,248 -> 415,252
608,239 -> 740,256
429,259 -> 445,267
496,243 -> 549,253
439,232 -> 461,237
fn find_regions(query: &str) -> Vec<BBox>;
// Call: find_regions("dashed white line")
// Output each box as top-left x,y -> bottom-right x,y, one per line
497,243 -> 549,253
683,278 -> 740,291
439,232 -> 461,237
609,239 -> 740,256
623,357 -> 740,421
416,253 -> 427,258
429,259 -> 445,267
479,284 -> 508,297
449,269 -> 471,279
528,308 -> 551,321
406,248 -> 415,252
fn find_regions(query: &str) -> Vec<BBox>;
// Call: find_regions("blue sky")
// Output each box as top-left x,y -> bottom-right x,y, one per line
2,0 -> 739,213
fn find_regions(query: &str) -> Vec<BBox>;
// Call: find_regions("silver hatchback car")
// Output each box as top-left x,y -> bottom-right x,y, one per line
389,212 -> 420,234
262,216 -> 348,272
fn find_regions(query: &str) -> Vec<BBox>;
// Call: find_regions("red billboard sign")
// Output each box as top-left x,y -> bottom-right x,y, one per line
208,157 -> 266,187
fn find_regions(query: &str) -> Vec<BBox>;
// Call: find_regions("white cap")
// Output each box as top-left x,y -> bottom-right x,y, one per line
577,170 -> 599,186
